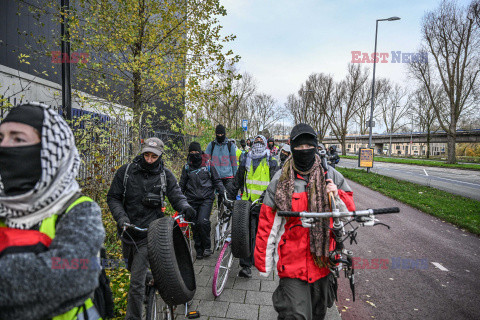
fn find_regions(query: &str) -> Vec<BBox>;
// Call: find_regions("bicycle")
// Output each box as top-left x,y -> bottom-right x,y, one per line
277,195 -> 400,301
212,193 -> 235,297
123,216 -> 200,320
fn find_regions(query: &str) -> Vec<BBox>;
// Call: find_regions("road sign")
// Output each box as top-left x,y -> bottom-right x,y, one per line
358,148 -> 374,168
366,120 -> 375,127
242,119 -> 248,131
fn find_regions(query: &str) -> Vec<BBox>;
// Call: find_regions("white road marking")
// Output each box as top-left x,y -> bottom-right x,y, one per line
431,262 -> 449,271
424,169 -> 428,176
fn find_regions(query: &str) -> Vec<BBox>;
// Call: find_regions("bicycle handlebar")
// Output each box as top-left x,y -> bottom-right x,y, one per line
277,207 -> 400,218
123,223 -> 148,232
174,214 -> 194,225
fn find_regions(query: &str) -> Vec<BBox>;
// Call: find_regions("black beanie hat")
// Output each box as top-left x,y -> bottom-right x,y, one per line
290,123 -> 318,149
240,139 -> 246,144
188,141 -> 202,153
215,124 -> 226,135
2,104 -> 44,134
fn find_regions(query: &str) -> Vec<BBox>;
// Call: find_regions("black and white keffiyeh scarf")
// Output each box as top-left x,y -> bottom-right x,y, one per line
245,135 -> 269,172
0,102 -> 81,229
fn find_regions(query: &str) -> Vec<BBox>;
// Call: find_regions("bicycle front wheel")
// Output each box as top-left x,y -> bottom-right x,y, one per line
146,288 -> 174,320
212,241 -> 234,297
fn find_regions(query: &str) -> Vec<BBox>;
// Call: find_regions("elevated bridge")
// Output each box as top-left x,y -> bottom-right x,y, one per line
321,129 -> 480,144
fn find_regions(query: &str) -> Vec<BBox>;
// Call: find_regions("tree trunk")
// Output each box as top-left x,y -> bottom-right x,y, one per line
426,124 -> 431,159
341,140 -> 347,156
446,133 -> 456,164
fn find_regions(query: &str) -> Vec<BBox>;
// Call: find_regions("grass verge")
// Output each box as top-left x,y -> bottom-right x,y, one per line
340,155 -> 480,171
337,167 -> 480,235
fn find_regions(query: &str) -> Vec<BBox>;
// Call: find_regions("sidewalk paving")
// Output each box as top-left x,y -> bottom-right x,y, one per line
173,212 -> 342,320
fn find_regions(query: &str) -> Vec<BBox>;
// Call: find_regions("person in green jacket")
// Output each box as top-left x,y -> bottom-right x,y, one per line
234,135 -> 278,278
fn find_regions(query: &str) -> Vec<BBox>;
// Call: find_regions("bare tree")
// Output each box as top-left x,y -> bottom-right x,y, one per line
374,82 -> 411,155
204,70 -> 257,134
409,0 -> 480,163
247,93 -> 287,136
285,94 -> 303,126
412,84 -> 443,158
322,64 -> 369,155
304,73 -> 334,140
354,77 -> 387,135
471,0 -> 480,27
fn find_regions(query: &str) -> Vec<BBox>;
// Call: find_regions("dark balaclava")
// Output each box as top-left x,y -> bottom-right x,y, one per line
215,124 -> 226,143
290,123 -> 318,172
267,137 -> 275,150
240,139 -> 246,150
0,104 -> 44,195
188,141 -> 203,168
140,154 -> 162,171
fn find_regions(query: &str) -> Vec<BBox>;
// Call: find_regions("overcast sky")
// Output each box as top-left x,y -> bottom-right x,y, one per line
219,0 -> 472,124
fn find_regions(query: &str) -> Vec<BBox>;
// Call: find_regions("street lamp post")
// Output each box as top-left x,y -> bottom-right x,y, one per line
367,16 -> 401,153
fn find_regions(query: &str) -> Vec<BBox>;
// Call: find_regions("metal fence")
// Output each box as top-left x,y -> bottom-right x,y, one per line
0,101 -> 191,187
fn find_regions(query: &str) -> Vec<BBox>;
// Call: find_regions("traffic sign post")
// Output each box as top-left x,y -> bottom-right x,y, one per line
242,119 -> 248,131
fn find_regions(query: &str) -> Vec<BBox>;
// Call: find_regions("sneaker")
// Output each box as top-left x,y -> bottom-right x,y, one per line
196,251 -> 204,260
203,249 -> 213,257
238,267 -> 252,278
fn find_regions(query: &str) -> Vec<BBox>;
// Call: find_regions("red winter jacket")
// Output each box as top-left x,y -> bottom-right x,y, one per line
254,167 -> 355,283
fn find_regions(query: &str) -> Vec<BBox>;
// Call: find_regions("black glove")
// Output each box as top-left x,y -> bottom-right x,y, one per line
182,207 -> 197,222
118,217 -> 130,229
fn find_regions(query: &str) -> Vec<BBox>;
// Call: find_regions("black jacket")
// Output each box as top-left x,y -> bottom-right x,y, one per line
235,154 -> 278,194
179,160 -> 225,203
107,155 -> 191,241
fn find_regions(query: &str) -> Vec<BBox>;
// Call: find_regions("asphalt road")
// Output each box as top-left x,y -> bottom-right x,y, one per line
338,158 -> 480,201
336,180 -> 480,320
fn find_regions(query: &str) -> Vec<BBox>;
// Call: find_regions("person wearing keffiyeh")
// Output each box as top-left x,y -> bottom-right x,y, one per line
254,123 -> 356,320
0,102 -> 105,320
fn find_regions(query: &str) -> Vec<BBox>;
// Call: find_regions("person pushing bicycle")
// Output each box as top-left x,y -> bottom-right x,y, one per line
235,134 -> 278,278
107,137 -> 196,320
254,123 -> 355,320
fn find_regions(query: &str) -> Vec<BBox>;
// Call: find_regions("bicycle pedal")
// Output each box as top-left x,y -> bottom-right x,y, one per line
186,311 -> 200,319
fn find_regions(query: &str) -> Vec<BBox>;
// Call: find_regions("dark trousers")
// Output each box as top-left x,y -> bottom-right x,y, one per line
221,177 -> 237,200
190,199 -> 214,254
239,210 -> 259,268
122,242 -> 149,320
272,275 -> 335,320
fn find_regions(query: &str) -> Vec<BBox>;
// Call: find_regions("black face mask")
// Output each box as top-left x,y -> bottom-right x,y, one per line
280,152 -> 289,162
292,148 -> 316,172
0,143 -> 42,196
241,143 -> 246,149
140,155 -> 161,171
188,153 -> 202,168
216,134 -> 225,143
268,143 -> 274,149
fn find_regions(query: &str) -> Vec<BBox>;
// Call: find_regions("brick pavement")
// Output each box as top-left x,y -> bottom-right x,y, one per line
171,213 -> 343,320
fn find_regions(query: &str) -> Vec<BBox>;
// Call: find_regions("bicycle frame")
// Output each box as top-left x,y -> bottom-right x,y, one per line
278,204 -> 399,301
214,193 -> 234,251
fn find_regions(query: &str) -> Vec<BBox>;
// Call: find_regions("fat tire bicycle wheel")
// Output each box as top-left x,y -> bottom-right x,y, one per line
212,241 -> 234,297
145,287 -> 174,320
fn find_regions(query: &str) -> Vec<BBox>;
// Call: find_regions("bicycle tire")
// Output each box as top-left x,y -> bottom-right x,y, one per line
145,288 -> 174,320
231,200 -> 251,258
212,241 -> 234,297
148,217 -> 196,306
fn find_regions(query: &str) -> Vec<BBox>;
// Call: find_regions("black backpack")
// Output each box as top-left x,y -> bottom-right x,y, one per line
93,248 -> 115,319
